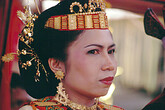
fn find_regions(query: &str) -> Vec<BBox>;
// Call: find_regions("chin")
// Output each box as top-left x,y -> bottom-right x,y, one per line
94,88 -> 109,98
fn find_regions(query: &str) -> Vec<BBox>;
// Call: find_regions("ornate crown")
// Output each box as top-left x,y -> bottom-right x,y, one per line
45,0 -> 108,30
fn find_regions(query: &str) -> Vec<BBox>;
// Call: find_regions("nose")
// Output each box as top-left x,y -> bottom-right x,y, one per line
101,54 -> 116,71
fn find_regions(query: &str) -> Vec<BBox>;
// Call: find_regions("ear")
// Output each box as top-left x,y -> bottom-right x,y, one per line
48,58 -> 65,73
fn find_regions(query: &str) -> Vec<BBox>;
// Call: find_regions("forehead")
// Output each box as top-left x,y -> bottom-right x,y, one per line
71,29 -> 113,47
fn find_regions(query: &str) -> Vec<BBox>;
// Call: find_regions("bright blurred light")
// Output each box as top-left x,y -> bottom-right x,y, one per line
42,1 -> 60,11
100,83 -> 115,101
106,8 -> 142,20
115,66 -> 124,77
108,27 -> 114,33
22,0 -> 38,9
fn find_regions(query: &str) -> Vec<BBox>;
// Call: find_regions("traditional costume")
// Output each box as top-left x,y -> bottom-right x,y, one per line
2,0 -> 124,109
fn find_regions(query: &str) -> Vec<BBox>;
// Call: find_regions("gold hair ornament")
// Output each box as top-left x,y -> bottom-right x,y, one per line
17,6 -> 48,82
1,6 -> 49,82
2,53 -> 15,62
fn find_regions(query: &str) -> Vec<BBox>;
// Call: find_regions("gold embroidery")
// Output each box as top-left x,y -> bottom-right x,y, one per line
93,14 -> 100,28
85,15 -> 93,28
99,13 -> 106,28
33,102 -> 59,106
77,15 -> 84,29
105,15 -> 108,28
49,18 -> 54,28
68,14 -> 77,30
62,16 -> 68,29
54,16 -> 61,29
45,12 -> 108,30
44,0 -> 108,30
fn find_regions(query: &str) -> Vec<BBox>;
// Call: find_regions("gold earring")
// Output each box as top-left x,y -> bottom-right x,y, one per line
55,70 -> 64,80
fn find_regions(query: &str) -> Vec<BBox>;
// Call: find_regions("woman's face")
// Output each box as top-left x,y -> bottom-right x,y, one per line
63,29 -> 117,98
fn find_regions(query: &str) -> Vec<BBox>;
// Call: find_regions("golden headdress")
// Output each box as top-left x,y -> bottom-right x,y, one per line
45,0 -> 108,30
2,0 -> 108,98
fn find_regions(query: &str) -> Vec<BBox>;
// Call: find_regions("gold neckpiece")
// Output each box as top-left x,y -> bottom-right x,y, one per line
67,100 -> 98,110
53,82 -> 99,110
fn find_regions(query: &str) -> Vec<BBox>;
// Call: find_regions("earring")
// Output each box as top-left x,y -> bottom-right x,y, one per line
55,70 -> 64,80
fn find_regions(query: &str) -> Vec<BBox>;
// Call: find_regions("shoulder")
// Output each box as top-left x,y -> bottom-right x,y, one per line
19,96 -> 53,110
98,102 -> 124,110
19,105 -> 39,110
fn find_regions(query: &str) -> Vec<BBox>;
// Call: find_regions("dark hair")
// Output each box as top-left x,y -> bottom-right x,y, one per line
10,73 -> 24,89
18,0 -> 88,99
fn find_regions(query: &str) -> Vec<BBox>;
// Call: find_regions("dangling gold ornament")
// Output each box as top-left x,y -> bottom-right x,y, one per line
53,82 -> 69,105
53,82 -> 99,110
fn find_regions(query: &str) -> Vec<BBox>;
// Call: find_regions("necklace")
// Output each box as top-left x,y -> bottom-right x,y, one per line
53,82 -> 99,110
67,99 -> 98,110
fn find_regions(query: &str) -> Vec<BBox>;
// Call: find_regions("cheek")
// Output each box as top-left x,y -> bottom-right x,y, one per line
113,56 -> 117,68
66,52 -> 97,82
66,52 -> 86,76
112,56 -> 117,65
72,52 -> 86,69
64,53 -> 96,93
113,57 -> 118,75
74,53 -> 100,72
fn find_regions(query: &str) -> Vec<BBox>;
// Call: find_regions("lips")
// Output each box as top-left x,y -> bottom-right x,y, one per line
99,77 -> 114,85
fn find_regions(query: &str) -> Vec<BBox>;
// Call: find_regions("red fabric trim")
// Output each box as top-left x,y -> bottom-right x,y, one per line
0,0 -> 9,65
58,28 -> 108,31
0,0 -> 10,109
113,105 -> 125,110
0,0 -> 23,110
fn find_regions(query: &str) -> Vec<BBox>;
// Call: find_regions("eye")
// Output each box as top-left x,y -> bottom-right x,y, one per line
87,49 -> 99,54
108,49 -> 115,54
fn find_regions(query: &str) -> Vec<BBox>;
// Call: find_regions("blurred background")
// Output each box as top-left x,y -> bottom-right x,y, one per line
0,0 -> 165,110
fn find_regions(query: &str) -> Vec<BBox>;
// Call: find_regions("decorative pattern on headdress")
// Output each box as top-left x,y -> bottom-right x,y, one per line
45,0 -> 108,30
1,0 -> 109,83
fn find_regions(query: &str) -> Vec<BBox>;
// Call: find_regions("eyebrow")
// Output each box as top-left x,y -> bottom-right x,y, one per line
84,43 -> 116,48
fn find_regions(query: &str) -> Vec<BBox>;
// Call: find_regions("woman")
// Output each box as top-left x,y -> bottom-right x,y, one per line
17,0 -> 124,109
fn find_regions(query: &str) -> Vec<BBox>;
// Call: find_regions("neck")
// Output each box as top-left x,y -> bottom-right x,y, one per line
63,82 -> 95,107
